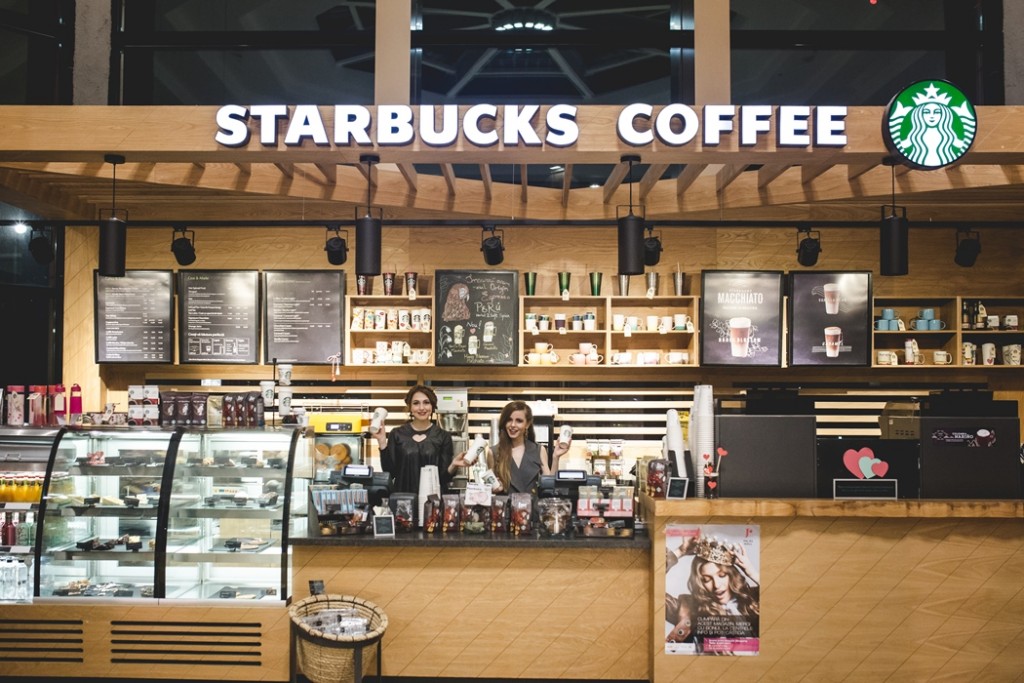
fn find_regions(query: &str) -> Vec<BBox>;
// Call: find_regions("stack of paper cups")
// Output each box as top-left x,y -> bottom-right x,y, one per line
418,465 -> 440,528
664,409 -> 686,481
689,384 -> 715,498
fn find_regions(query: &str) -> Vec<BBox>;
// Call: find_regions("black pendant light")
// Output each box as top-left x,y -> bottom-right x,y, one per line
617,155 -> 645,276
879,156 -> 908,276
355,154 -> 382,276
99,154 -> 127,277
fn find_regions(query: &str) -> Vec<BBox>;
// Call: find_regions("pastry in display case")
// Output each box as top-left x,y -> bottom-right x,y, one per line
164,428 -> 303,600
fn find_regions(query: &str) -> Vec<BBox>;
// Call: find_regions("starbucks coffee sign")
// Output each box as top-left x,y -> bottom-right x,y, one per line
883,80 -> 977,170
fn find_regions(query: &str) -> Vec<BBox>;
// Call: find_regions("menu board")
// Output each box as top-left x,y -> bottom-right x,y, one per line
789,271 -> 872,366
700,270 -> 784,366
178,270 -> 260,364
94,270 -> 174,363
435,270 -> 518,366
263,270 -> 345,364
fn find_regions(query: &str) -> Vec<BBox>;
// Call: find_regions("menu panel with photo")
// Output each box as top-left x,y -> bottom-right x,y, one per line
178,270 -> 260,364
700,271 -> 784,366
789,271 -> 872,366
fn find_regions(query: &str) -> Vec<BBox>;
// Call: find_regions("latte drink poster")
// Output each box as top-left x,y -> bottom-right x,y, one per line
664,524 -> 761,656
700,271 -> 783,366
789,271 -> 872,366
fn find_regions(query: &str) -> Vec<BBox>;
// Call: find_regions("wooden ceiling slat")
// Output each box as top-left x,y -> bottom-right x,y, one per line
603,160 -> 631,204
398,162 -> 418,193
801,162 -> 833,185
639,164 -> 668,200
676,164 -> 707,195
757,164 -> 790,188
479,164 -> 492,200
716,164 -> 748,192
440,163 -> 456,195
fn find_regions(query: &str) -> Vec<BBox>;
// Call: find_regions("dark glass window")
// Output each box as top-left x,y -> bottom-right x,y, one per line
0,0 -> 73,104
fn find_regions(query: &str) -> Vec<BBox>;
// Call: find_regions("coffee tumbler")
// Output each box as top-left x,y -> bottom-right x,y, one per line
558,271 -> 571,295
589,272 -> 603,296
524,272 -> 538,296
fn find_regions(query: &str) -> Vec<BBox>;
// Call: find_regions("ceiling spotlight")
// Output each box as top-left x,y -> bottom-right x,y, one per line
481,225 -> 505,266
643,224 -> 663,267
954,228 -> 981,267
355,154 -> 382,276
170,225 -> 197,266
28,227 -> 54,265
795,227 -> 822,267
325,224 -> 348,266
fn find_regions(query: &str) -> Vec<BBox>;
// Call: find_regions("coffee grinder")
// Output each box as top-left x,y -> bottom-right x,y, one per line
435,388 -> 470,489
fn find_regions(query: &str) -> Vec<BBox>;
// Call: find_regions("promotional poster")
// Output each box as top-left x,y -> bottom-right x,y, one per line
789,271 -> 872,366
700,271 -> 783,366
664,523 -> 761,656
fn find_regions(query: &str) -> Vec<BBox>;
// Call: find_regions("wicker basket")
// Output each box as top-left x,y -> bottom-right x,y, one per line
289,594 -> 388,683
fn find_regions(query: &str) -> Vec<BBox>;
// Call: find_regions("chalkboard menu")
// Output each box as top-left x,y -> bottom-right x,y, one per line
178,270 -> 260,364
263,270 -> 345,364
435,270 -> 518,366
700,270 -> 784,366
94,270 -> 174,363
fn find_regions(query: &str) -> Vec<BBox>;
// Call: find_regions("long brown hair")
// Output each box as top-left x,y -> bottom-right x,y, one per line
492,400 -> 535,489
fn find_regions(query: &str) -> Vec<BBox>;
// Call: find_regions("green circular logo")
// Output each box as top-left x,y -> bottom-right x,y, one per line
883,80 -> 977,170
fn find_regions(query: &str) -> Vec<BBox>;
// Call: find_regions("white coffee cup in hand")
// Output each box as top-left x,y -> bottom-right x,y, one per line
558,425 -> 573,446
370,407 -> 388,434
464,434 -> 487,465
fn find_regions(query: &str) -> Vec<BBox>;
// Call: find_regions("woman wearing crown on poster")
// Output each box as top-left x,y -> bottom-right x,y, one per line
688,536 -> 760,620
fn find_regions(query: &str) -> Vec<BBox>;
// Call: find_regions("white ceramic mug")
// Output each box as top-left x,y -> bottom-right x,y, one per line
612,314 -> 626,331
524,352 -> 541,365
876,350 -> 897,366
982,342 -> 997,365
666,351 -> 687,365
569,352 -> 588,365
534,341 -> 554,353
578,342 -> 596,354
587,353 -> 604,365
933,350 -> 953,365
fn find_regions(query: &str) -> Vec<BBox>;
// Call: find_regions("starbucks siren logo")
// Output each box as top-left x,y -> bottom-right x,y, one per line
883,80 -> 976,170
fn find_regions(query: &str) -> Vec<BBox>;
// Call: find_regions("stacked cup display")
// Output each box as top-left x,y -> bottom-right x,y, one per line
689,384 -> 715,498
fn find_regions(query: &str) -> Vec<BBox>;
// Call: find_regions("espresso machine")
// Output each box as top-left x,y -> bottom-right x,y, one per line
435,388 -> 470,490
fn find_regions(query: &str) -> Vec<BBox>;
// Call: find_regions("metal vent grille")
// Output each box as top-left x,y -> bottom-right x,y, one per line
109,620 -> 263,667
0,618 -> 85,663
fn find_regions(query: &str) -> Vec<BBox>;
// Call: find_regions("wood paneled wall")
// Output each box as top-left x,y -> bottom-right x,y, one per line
64,223 -> 1024,415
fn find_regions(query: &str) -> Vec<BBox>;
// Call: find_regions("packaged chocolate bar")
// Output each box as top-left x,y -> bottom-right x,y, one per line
423,494 -> 442,533
461,496 -> 488,534
160,392 -> 178,426
646,458 -> 669,498
222,394 -> 236,427
389,493 -> 416,532
174,392 -> 193,426
510,492 -> 533,536
538,497 -> 572,537
191,392 -> 207,427
442,493 -> 461,533
207,395 -> 223,428
490,495 -> 509,533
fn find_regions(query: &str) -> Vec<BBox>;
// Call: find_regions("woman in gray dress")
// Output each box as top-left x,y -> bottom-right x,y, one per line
489,400 -> 570,494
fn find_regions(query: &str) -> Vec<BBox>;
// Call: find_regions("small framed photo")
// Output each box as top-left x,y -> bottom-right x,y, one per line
308,579 -> 325,596
373,514 -> 396,537
667,477 -> 690,500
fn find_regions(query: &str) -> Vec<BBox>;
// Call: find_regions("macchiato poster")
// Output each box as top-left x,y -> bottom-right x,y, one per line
789,271 -> 872,366
700,271 -> 783,366
664,523 -> 761,656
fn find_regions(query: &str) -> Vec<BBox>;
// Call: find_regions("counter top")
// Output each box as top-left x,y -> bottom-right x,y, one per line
643,497 -> 1023,518
290,529 -> 650,549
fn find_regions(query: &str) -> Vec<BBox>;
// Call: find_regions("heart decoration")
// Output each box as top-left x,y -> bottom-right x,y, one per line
701,452 -> 713,463
707,480 -> 718,489
869,460 -> 889,478
716,447 -> 728,457
842,447 -> 874,479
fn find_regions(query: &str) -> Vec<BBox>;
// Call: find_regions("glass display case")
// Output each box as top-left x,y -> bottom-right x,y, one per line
37,428 -> 180,598
164,428 -> 305,600
0,428 -> 59,602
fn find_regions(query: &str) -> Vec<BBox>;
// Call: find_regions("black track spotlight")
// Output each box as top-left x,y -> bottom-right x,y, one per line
99,153 -> 127,277
954,228 -> 981,267
617,155 -> 645,275
170,225 -> 197,266
28,227 -> 54,265
325,224 -> 348,266
481,225 -> 505,266
879,156 -> 909,276
355,154 -> 382,276
795,227 -> 822,267
643,223 -> 663,267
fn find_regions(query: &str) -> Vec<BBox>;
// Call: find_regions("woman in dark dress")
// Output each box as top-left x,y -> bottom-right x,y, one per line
374,385 -> 454,493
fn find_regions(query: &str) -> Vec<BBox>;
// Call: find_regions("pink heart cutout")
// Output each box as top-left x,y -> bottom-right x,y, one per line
701,452 -> 712,462
870,460 -> 889,478
842,447 -> 874,479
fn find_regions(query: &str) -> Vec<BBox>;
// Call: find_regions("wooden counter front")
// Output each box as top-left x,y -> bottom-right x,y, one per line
291,534 -> 651,680
644,496 -> 1024,682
